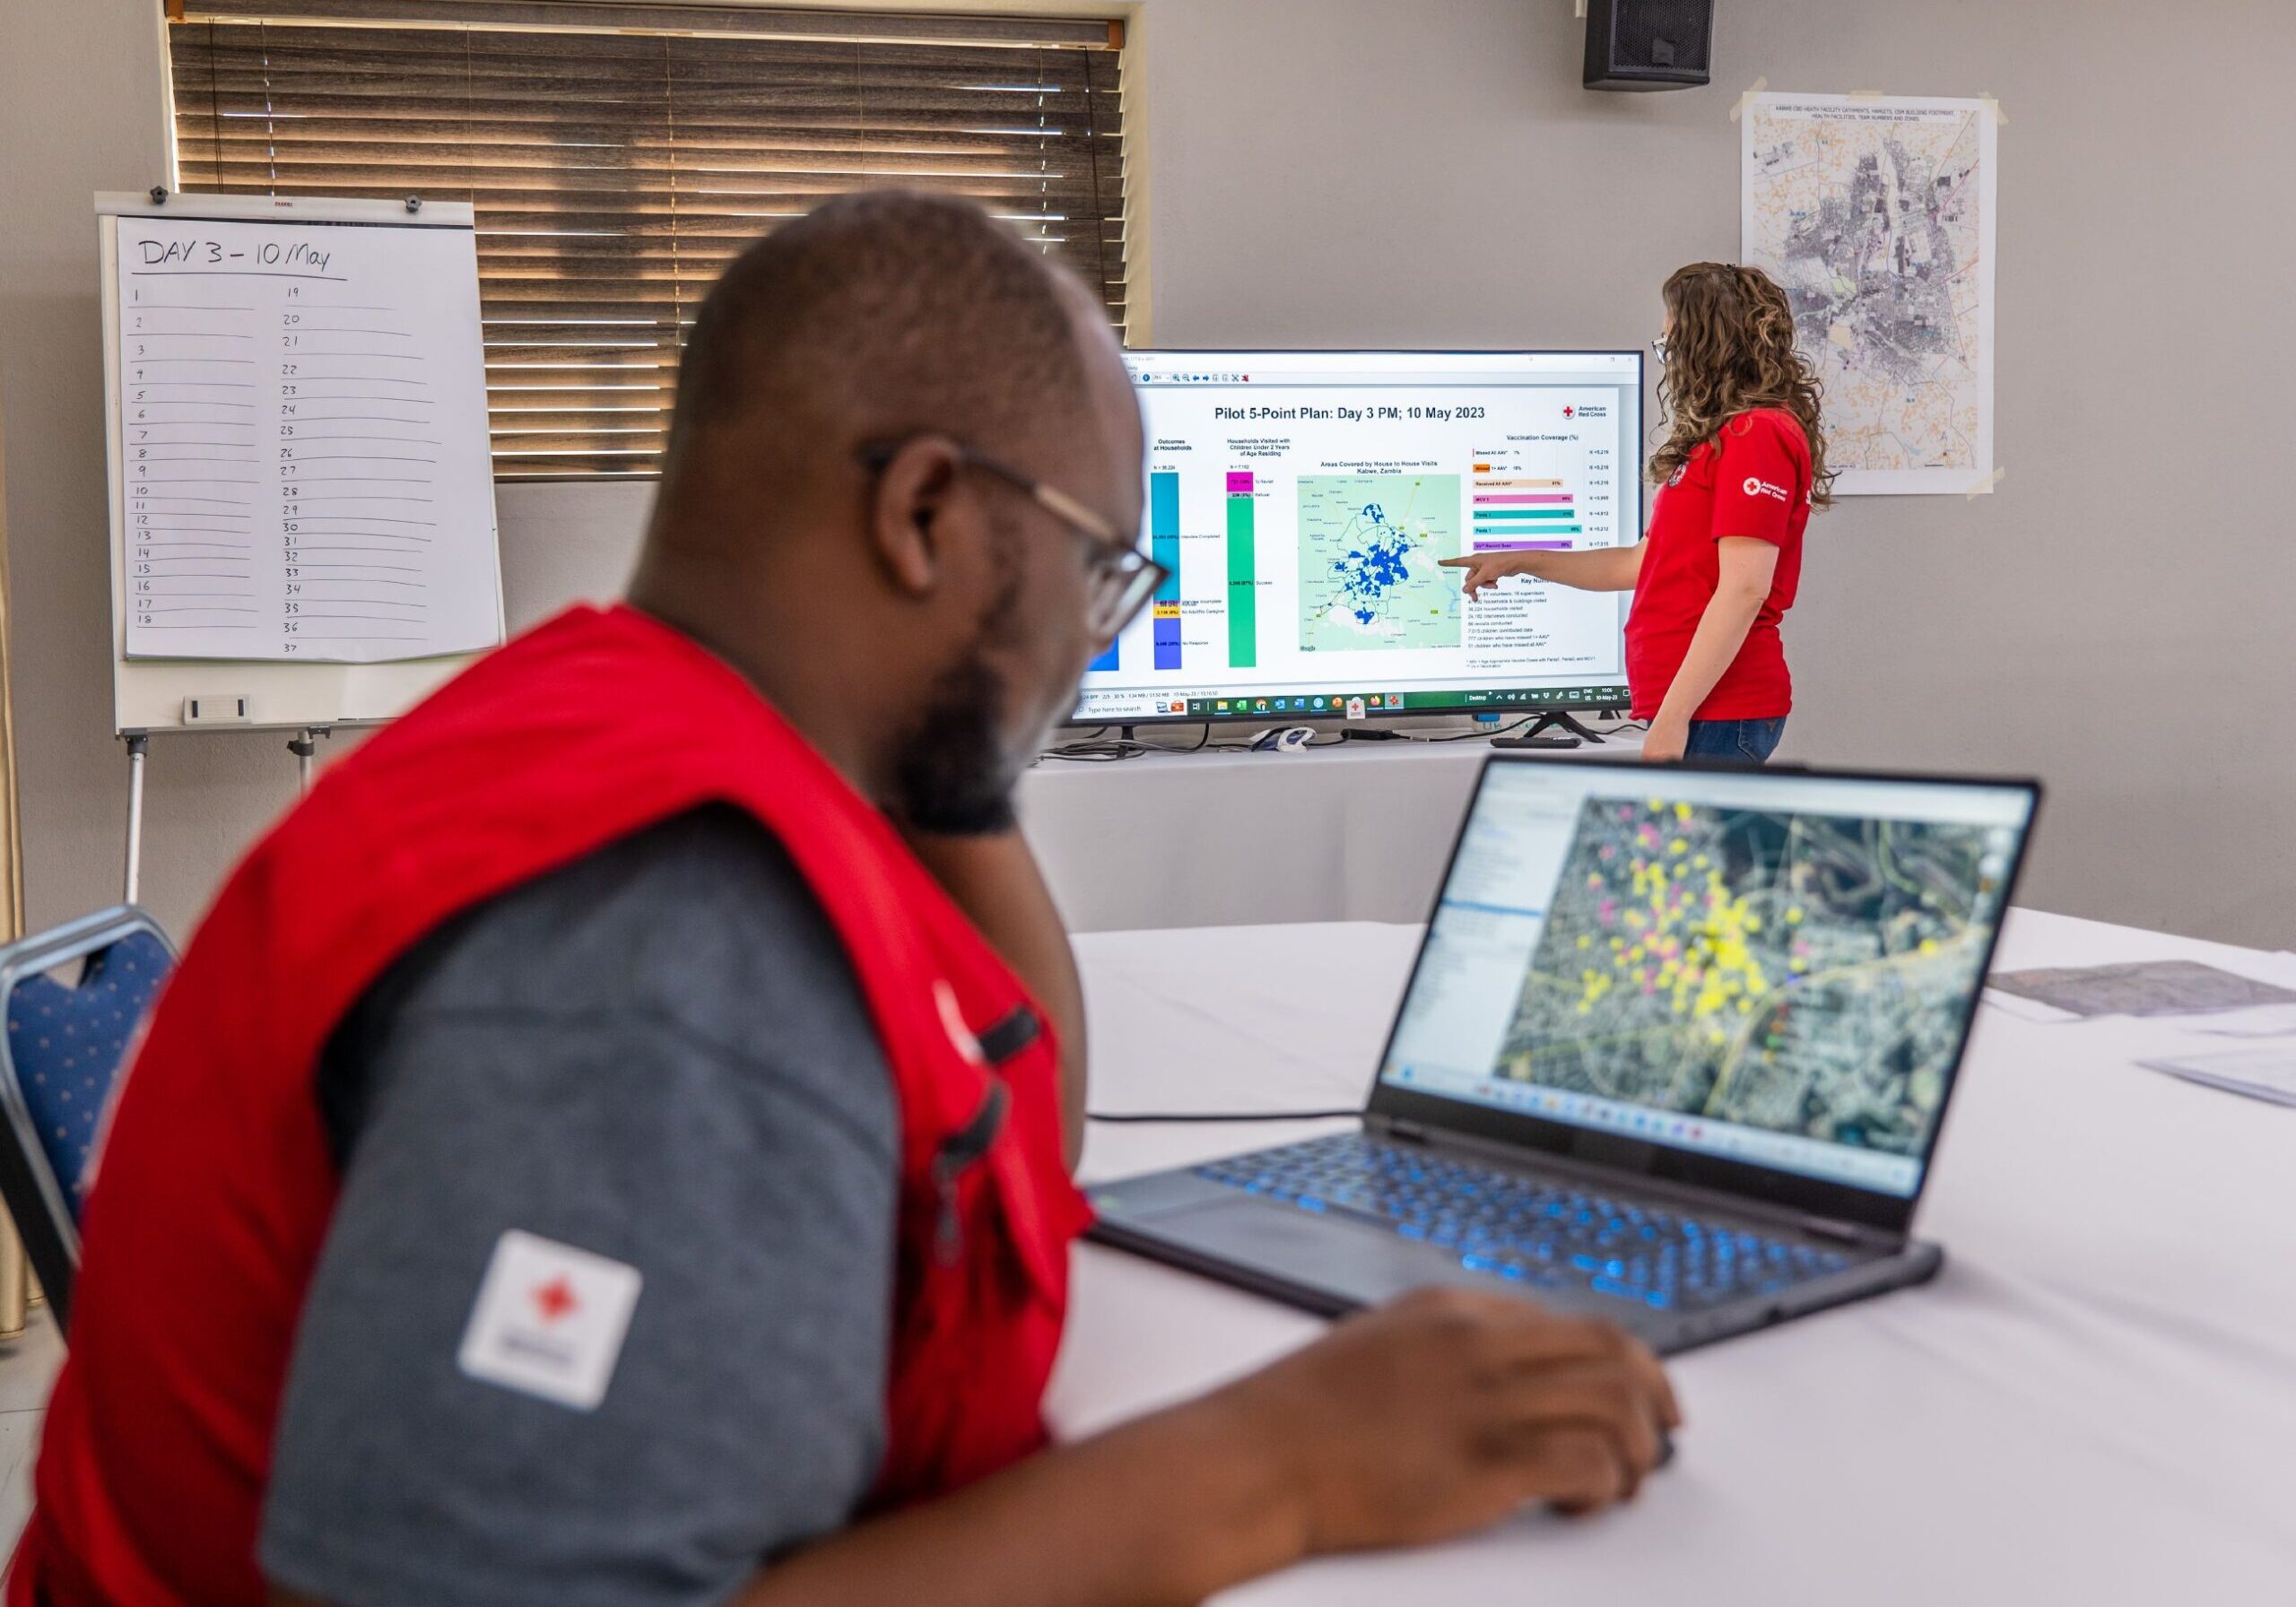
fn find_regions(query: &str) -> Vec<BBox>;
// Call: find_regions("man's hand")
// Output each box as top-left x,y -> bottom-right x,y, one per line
1211,1288 -> 1681,1554
898,828 -> 1089,1168
1438,552 -> 1529,596
426,1289 -> 1684,1607
1640,713 -> 1689,763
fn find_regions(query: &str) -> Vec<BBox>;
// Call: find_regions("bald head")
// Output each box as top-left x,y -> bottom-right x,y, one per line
631,190 -> 1144,830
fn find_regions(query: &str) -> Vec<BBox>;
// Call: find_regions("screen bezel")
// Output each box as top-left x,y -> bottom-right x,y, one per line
1070,347 -> 1648,728
1364,752 -> 2043,1234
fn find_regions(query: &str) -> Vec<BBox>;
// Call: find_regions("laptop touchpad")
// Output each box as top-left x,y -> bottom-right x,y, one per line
1152,1198 -> 1496,1308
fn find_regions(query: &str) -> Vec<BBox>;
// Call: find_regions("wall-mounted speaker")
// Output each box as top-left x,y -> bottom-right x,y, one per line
1583,0 -> 1715,91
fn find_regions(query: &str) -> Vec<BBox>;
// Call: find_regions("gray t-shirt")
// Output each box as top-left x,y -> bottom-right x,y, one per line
260,805 -> 900,1607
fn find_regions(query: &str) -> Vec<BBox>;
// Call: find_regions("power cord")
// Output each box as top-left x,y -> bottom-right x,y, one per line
1040,722 -> 1216,761
1087,1108 -> 1359,1124
1042,714 -> 1647,761
1428,716 -> 1534,743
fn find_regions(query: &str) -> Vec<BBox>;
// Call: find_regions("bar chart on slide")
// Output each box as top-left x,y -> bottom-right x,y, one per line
1226,470 -> 1257,668
1472,459 -> 1585,553
1151,471 -> 1182,670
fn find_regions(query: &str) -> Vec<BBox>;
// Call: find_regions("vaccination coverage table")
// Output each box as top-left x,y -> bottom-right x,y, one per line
1051,909 -> 2296,1604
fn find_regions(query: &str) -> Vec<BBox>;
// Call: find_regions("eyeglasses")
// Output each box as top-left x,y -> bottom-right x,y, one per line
858,438 -> 1167,647
1650,333 -> 1671,364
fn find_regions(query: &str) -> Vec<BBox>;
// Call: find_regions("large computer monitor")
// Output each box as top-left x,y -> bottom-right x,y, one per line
1073,349 -> 1644,726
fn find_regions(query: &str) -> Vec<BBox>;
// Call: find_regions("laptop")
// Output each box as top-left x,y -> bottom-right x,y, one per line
1086,756 -> 2040,1352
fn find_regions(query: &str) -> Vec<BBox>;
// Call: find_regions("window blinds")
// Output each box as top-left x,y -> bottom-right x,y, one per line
169,3 -> 1129,477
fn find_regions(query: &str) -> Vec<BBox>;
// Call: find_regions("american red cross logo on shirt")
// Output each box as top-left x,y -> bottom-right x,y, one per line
531,1275 -> 580,1325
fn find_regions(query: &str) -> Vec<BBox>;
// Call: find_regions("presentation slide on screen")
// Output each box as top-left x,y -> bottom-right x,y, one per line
1075,352 -> 1643,722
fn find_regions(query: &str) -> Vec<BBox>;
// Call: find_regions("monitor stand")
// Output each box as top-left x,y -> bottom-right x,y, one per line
1517,709 -> 1607,743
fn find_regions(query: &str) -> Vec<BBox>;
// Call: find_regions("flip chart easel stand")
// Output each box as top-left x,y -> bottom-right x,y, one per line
97,187 -> 504,905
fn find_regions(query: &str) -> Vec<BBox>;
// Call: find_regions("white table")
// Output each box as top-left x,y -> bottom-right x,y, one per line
1019,732 -> 1641,933
1051,912 -> 2296,1604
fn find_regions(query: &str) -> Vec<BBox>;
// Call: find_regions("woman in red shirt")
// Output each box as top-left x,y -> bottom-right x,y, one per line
1445,263 -> 1831,763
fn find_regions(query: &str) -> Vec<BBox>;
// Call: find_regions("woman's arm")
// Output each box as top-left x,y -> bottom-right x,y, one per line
1439,540 -> 1645,595
1640,536 -> 1779,761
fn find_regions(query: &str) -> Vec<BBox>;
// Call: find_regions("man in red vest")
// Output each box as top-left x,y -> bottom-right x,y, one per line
13,192 -> 1677,1607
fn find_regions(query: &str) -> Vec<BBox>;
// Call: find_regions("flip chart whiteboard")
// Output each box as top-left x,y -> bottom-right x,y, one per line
99,192 -> 506,733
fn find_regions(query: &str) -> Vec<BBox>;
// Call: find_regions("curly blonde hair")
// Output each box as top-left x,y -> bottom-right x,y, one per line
1650,263 -> 1834,508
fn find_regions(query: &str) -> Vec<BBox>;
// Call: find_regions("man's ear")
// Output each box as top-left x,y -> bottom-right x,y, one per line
867,436 -> 965,599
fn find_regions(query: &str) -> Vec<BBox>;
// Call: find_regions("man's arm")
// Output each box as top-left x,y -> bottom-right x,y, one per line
261,812 -> 905,1607
278,1289 -> 1679,1607
900,828 -> 1088,1168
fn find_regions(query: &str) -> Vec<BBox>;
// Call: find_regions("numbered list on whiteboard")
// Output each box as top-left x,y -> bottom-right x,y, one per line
116,214 -> 505,663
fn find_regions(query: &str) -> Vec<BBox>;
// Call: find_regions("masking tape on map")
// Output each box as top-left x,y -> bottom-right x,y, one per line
1980,91 -> 2008,126
1848,89 -> 1885,100
1727,76 -> 1768,123
1966,466 -> 2005,500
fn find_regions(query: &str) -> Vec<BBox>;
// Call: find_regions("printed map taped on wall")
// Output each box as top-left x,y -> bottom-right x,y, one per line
1742,93 -> 1998,496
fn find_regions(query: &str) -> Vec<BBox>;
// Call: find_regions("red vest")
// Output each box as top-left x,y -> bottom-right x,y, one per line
11,604 -> 1091,1606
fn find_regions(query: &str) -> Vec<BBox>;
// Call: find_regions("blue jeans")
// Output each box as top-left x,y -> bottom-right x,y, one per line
1683,717 -> 1786,765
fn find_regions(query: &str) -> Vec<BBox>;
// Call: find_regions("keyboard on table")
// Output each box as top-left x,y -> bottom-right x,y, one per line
1193,1133 -> 1852,1312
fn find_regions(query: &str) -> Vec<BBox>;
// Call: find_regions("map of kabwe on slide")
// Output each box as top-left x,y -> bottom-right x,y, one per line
1497,798 -> 2015,1155
1743,94 -> 1998,495
1297,473 -> 1462,650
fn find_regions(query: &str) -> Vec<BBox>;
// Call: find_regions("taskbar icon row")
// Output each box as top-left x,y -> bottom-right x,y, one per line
1192,692 -> 1406,719
1183,687 -> 1627,719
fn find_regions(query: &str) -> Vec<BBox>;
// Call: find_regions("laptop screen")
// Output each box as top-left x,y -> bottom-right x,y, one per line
1378,762 -> 2035,1199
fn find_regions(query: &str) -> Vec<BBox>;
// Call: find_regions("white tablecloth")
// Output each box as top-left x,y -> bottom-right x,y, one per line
1017,734 -> 1640,934
1051,911 -> 2296,1605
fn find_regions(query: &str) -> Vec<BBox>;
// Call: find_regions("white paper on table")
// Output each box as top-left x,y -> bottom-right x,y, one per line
1974,986 -> 2084,1023
2136,1046 -> 2296,1108
1979,987 -> 2080,1024
1986,959 -> 2296,1021
2184,1003 -> 2296,1038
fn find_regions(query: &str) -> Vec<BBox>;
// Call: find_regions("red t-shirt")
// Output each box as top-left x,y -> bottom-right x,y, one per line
1623,407 -> 1810,721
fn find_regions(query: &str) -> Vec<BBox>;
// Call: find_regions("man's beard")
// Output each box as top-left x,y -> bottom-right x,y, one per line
890,535 -> 1065,836
890,649 -> 1040,835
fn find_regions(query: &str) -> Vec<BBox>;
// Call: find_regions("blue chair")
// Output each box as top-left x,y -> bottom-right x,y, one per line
0,907 -> 175,1331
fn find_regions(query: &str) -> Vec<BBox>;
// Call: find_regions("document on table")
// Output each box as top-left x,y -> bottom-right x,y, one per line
114,213 -> 502,664
1986,960 -> 2296,1022
2136,1046 -> 2296,1108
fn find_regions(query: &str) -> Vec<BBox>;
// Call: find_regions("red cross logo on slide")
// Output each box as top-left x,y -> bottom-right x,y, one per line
1563,405 -> 1576,419
531,1275 -> 580,1325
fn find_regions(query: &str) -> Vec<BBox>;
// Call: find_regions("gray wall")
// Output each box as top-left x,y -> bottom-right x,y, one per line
4,0 -> 2293,946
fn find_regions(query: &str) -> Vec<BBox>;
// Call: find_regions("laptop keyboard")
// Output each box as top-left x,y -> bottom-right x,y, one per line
1193,1133 -> 1853,1313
